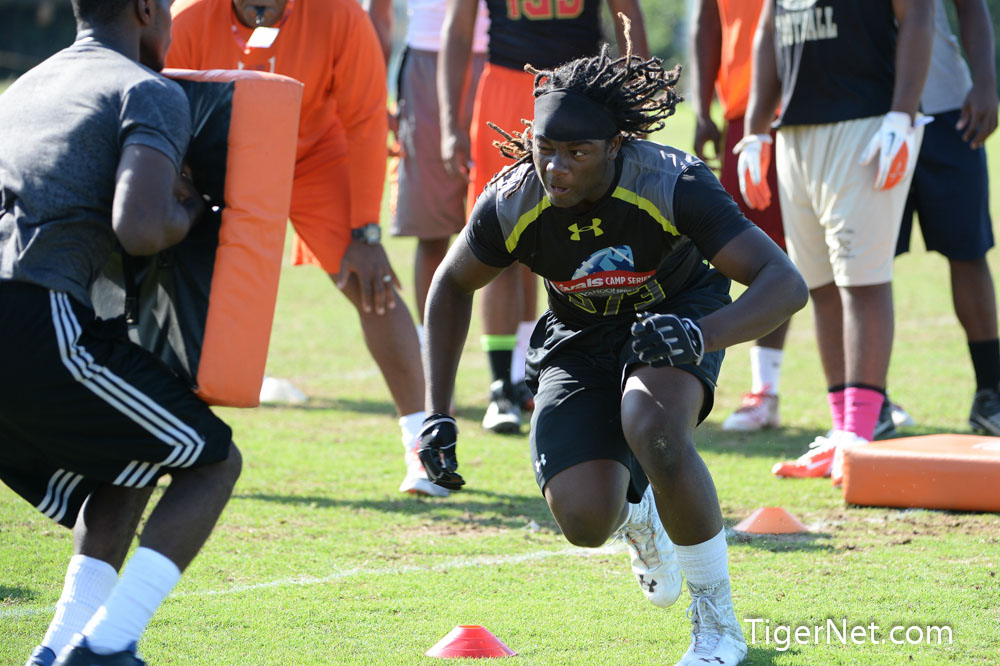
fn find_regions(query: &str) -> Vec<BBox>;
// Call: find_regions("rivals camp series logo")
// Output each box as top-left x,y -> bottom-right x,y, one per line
550,245 -> 654,295
775,0 -> 838,48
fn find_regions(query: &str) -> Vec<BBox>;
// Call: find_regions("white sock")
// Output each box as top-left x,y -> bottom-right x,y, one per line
674,528 -> 729,588
399,411 -> 426,452
42,555 -> 118,655
510,321 -> 535,385
750,346 -> 784,395
82,547 -> 181,655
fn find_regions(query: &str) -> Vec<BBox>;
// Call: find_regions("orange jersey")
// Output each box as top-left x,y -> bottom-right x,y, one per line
715,0 -> 764,121
168,0 -> 388,230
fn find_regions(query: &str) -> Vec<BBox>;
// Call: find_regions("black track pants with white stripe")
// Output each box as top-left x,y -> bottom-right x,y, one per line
0,282 -> 232,528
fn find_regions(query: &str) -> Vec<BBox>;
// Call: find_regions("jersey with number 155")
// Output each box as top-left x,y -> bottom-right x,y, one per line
484,0 -> 602,71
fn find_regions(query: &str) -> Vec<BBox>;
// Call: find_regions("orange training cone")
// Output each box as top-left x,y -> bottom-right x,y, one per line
733,507 -> 808,534
425,625 -> 517,659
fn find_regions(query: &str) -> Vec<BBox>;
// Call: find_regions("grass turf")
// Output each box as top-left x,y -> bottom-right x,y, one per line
2,104 -> 999,665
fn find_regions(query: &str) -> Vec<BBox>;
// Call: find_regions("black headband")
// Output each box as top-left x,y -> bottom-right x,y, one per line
533,89 -> 618,142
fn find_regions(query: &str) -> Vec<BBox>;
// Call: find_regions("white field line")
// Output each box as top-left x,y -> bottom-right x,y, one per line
1,543 -> 625,619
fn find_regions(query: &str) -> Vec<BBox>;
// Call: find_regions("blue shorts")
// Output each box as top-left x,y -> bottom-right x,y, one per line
898,109 -> 994,261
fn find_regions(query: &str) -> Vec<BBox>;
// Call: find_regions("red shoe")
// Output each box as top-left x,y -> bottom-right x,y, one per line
771,433 -> 838,478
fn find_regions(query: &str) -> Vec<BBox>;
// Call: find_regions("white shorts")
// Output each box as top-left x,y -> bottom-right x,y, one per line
776,115 -> 923,289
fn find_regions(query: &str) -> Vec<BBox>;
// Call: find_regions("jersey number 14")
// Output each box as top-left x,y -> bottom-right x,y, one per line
506,0 -> 584,20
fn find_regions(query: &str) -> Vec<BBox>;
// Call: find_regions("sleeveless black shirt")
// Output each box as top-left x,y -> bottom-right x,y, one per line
774,0 -> 897,126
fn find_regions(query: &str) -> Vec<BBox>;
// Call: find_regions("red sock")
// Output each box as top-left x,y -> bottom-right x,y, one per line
827,389 -> 846,431
844,387 -> 884,440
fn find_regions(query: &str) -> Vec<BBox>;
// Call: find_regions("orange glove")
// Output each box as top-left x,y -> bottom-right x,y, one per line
733,133 -> 773,210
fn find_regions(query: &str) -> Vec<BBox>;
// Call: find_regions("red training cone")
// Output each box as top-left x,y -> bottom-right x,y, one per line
425,625 -> 517,659
733,507 -> 808,534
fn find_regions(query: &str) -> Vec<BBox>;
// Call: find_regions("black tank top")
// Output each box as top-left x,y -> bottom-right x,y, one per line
774,0 -> 897,126
484,0 -> 603,71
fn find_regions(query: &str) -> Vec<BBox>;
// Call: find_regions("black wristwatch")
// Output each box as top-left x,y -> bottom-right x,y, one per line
351,223 -> 382,245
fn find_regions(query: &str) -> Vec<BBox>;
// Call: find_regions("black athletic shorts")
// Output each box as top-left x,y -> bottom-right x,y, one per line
898,108 -> 994,261
0,282 -> 233,528
525,270 -> 729,504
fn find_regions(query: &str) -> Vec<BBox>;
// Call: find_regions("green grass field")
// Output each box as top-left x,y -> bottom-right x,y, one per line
2,106 -> 1000,665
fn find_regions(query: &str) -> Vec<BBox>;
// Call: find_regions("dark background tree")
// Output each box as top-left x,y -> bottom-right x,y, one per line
0,0 -> 75,79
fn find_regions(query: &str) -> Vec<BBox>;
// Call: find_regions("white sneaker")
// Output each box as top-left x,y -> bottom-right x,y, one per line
675,580 -> 747,666
890,402 -> 915,428
398,449 -> 450,497
614,485 -> 682,608
830,430 -> 870,488
721,390 -> 779,431
482,380 -> 521,434
259,376 -> 307,404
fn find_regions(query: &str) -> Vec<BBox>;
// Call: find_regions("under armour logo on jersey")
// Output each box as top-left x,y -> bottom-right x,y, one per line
568,218 -> 603,241
535,454 -> 547,472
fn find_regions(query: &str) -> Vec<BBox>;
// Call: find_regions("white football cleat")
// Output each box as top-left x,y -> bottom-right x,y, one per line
482,380 -> 521,434
259,376 -> 307,404
721,390 -> 779,431
399,449 -> 449,497
615,485 -> 682,608
890,402 -> 915,428
675,580 -> 747,666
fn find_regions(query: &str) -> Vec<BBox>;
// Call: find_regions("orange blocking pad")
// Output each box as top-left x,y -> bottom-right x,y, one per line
161,69 -> 302,406
842,434 -> 1000,512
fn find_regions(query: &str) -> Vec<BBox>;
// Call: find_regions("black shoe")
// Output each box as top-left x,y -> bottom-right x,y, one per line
969,387 -> 1000,436
513,380 -> 534,412
26,646 -> 56,666
54,636 -> 146,666
482,380 -> 521,434
873,399 -> 896,439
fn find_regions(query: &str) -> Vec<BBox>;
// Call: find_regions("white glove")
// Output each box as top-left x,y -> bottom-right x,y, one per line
732,133 -> 773,210
858,111 -> 919,191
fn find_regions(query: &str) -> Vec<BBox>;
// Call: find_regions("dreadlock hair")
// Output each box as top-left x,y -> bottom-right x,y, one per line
487,14 -> 683,196
72,0 -> 133,25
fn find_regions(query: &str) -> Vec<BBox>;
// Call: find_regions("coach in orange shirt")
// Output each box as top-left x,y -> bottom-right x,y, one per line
168,0 -> 444,497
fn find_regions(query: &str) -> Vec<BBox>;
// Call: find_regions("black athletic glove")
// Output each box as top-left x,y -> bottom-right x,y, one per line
417,413 -> 465,490
630,312 -> 705,367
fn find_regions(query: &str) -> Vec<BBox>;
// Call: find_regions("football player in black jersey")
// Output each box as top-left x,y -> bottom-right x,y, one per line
419,24 -> 807,666
439,0 -> 649,435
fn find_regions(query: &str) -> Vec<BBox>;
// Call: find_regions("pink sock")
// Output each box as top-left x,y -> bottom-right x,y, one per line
844,387 -> 884,440
827,389 -> 846,431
